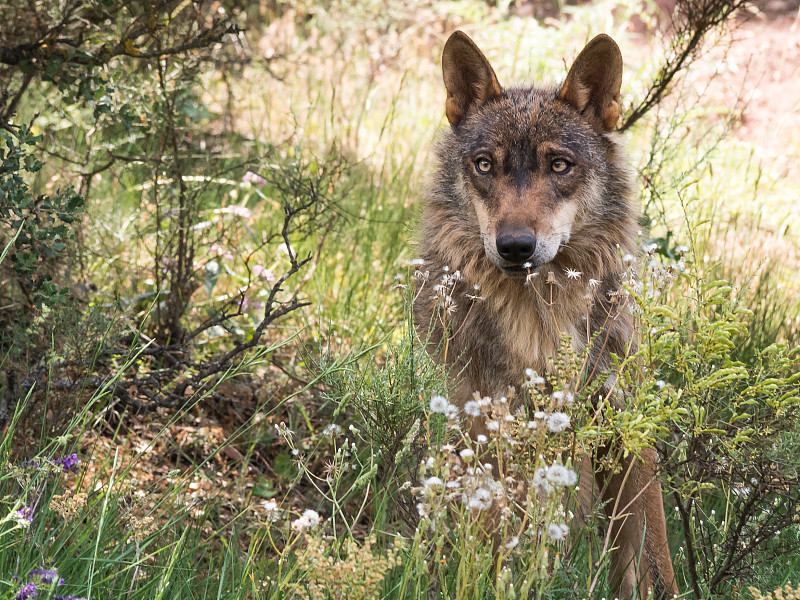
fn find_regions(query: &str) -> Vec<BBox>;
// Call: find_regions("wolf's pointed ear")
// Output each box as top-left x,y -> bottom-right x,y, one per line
558,34 -> 623,132
442,31 -> 502,127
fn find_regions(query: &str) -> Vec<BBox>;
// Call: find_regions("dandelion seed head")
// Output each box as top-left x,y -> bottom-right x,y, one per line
463,401 -> 481,417
466,488 -> 493,511
547,412 -> 571,433
546,464 -> 577,487
548,523 -> 569,541
429,395 -> 450,414
504,536 -> 519,549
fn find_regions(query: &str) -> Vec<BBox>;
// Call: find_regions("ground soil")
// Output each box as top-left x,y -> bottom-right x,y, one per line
702,11 -> 800,179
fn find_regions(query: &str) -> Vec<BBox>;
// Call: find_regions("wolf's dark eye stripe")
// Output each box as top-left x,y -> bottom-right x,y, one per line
551,158 -> 571,173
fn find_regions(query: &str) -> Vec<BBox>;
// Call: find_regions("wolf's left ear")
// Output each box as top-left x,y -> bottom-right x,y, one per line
442,31 -> 503,127
558,34 -> 623,133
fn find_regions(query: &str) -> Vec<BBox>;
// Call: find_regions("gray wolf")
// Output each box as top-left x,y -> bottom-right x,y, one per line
414,30 -> 678,599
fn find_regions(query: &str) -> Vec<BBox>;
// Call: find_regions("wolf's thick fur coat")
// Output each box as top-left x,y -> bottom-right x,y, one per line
414,32 -> 678,599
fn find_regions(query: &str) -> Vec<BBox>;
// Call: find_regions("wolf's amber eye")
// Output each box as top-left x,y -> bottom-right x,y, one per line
551,159 -> 571,173
475,157 -> 493,174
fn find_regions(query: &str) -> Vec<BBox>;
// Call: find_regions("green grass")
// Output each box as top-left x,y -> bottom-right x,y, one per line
2,1 -> 799,599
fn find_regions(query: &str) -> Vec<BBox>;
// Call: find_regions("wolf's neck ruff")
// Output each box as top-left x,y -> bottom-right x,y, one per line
414,31 -> 678,599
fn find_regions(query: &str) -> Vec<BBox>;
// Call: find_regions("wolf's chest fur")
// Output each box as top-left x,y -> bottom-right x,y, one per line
415,254 -> 589,396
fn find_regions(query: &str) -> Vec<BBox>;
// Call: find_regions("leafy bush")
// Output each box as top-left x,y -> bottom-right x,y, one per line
0,125 -> 84,309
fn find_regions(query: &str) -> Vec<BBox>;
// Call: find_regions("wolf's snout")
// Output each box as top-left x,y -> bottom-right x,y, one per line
495,230 -> 537,264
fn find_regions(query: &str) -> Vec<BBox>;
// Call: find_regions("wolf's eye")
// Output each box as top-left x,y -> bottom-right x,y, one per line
474,157 -> 493,174
551,159 -> 571,173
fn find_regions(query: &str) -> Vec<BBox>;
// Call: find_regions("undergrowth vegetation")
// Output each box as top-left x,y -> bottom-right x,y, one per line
1,1 -> 798,599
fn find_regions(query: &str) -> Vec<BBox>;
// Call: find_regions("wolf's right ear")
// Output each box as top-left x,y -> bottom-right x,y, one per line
558,34 -> 623,132
442,31 -> 502,127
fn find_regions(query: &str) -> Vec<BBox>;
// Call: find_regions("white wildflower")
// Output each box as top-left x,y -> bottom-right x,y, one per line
410,258 -> 425,266
466,488 -> 493,511
547,412 -> 571,433
486,420 -> 500,432
322,424 -> 342,437
622,253 -> 635,263
588,278 -> 601,289
430,395 -> 450,414
565,268 -> 582,280
476,434 -> 488,444
533,467 -> 553,494
424,476 -> 444,491
263,500 -> 280,522
459,448 -> 475,460
504,536 -> 520,549
445,404 -> 460,419
291,509 -> 321,532
463,400 -> 481,417
546,464 -> 577,487
548,523 -> 570,541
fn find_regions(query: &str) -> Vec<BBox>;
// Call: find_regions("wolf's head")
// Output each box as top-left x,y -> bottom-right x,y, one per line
432,32 -> 631,277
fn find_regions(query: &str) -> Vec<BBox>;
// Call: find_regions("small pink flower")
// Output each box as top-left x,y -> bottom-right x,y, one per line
242,171 -> 267,187
252,265 -> 275,283
222,205 -> 252,218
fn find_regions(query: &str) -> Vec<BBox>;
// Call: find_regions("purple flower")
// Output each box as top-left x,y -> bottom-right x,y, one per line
15,582 -> 37,600
16,506 -> 34,525
20,460 -> 40,470
29,569 -> 64,586
51,454 -> 81,473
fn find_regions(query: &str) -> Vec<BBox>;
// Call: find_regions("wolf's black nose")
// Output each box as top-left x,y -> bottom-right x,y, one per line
496,232 -> 537,264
